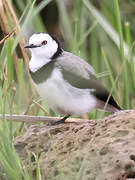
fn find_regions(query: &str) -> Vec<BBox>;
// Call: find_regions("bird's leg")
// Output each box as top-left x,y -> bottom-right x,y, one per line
47,115 -> 70,126
59,115 -> 70,123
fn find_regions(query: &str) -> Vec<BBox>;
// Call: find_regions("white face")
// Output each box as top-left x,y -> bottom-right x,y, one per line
27,33 -> 58,59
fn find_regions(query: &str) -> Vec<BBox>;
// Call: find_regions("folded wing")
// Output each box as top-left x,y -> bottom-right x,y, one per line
56,51 -> 121,110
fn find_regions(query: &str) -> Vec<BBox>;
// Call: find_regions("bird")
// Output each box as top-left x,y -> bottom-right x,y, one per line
24,33 -> 122,124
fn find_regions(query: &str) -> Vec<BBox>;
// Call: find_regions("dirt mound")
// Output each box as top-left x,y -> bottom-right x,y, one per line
14,110 -> 135,180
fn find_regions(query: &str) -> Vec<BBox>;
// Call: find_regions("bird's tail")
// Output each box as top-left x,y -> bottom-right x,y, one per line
96,99 -> 122,113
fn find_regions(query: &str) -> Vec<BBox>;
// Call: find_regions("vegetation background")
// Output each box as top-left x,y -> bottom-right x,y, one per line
0,0 -> 135,179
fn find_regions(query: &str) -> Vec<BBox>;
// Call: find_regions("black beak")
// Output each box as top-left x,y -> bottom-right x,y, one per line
24,44 -> 41,48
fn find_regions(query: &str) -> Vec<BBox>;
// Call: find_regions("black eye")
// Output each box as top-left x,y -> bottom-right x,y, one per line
42,40 -> 47,45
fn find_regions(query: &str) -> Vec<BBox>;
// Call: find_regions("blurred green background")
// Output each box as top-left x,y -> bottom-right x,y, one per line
0,0 -> 135,179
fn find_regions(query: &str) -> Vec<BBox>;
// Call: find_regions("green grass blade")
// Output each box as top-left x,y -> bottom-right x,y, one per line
56,0 -> 73,46
83,0 -> 135,61
6,38 -> 14,84
77,21 -> 98,48
12,0 -> 36,52
0,131 -> 23,180
125,22 -> 131,48
113,0 -> 124,61
33,0 -> 53,17
17,59 -> 23,113
102,48 -> 119,102
113,0 -> 130,108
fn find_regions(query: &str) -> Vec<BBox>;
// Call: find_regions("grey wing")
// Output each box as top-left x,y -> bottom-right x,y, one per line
56,51 -> 121,110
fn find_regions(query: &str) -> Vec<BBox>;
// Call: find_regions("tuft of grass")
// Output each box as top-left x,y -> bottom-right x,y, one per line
0,126 -> 33,180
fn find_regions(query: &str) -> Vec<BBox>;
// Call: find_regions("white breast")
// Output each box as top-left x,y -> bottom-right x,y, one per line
34,68 -> 97,116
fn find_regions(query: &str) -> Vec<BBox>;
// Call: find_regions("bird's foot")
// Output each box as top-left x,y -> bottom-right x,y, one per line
47,115 -> 70,126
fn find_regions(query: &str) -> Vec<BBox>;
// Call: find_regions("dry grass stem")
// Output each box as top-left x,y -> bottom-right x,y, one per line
3,0 -> 29,68
0,0 -> 10,34
0,114 -> 92,124
32,100 -> 49,115
0,29 -> 16,45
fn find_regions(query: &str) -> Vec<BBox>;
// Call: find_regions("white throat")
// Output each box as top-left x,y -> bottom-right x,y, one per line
29,55 -> 51,72
27,33 -> 60,72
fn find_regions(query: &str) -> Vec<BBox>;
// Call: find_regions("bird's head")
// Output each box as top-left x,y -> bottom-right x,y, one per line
24,33 -> 62,59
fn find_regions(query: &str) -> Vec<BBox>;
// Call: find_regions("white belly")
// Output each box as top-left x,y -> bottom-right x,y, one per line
34,69 -> 97,116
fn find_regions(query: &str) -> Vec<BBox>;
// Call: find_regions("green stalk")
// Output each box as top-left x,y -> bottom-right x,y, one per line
17,59 -> 23,113
73,0 -> 83,41
77,21 -> 97,49
36,155 -> 41,180
56,0 -> 73,48
72,20 -> 78,54
6,38 -> 14,84
90,30 -> 99,72
102,49 -> 119,102
129,43 -> 135,92
113,0 -> 124,61
124,22 -> 132,108
113,0 -> 129,109
125,22 -> 131,47
12,0 -> 36,52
